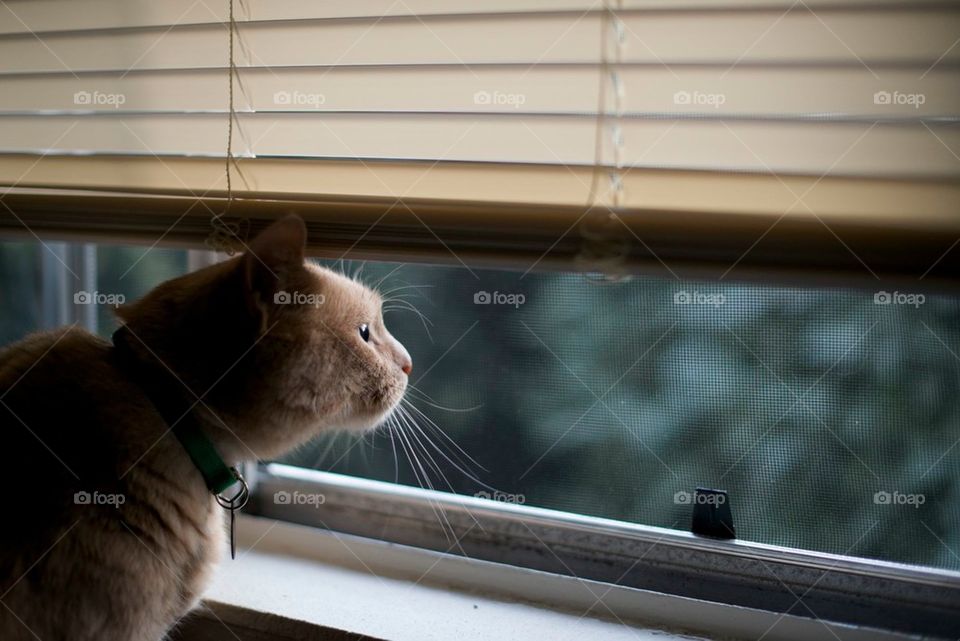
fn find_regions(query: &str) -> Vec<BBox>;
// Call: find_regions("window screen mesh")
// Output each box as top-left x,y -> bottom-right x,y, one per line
281,260 -> 960,571
1,240 -> 956,571
0,240 -> 187,344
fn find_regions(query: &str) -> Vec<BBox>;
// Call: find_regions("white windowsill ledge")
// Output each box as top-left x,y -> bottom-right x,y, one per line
180,514 -> 915,641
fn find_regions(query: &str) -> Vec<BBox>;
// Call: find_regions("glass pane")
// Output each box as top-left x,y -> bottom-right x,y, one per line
0,241 -> 40,345
281,259 -> 960,572
0,239 -> 188,342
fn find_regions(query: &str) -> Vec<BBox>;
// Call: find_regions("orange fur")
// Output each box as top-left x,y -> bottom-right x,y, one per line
0,215 -> 410,640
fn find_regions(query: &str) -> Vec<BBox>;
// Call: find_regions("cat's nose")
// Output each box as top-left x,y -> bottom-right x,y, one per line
391,337 -> 412,376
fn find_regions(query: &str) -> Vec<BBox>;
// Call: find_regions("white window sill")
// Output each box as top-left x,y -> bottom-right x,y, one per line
177,514 -> 915,641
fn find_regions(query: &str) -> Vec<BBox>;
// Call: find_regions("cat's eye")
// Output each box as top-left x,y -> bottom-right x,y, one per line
358,324 -> 370,342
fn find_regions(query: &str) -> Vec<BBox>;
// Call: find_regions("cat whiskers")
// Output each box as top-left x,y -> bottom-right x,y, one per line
386,397 -> 494,547
386,417 -> 401,484
382,295 -> 435,343
401,392 -> 488,476
332,261 -> 491,545
385,410 -> 462,547
350,261 -> 367,283
380,283 -> 434,298
309,429 -> 353,470
406,383 -> 484,413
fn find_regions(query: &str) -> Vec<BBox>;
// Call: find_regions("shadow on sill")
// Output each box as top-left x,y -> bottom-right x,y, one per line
168,601 -> 385,641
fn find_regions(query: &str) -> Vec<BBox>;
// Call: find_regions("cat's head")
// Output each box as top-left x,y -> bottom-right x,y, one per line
116,215 -> 412,460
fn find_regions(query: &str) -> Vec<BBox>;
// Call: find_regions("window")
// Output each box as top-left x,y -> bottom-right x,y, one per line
2,0 -> 959,638
5,242 -> 959,636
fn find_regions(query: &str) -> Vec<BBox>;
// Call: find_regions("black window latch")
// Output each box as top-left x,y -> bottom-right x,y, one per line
690,487 -> 736,540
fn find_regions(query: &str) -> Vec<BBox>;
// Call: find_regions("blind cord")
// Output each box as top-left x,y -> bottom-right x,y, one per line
206,0 -> 242,255
578,0 -> 632,283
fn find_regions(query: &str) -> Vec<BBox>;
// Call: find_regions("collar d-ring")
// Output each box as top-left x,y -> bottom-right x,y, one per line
216,468 -> 249,511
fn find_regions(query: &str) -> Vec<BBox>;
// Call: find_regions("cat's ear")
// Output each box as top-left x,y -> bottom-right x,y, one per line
242,214 -> 307,329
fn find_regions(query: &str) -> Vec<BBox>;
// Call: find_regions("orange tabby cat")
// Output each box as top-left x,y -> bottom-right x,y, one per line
0,215 -> 411,640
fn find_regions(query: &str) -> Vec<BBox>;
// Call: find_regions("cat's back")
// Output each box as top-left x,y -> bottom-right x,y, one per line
0,325 -> 130,451
0,325 -> 115,399
0,326 -> 155,541
0,327 -> 222,640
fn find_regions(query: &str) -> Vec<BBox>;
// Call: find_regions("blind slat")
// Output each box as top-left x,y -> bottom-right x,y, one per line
0,0 -> 937,36
1,66 -> 957,118
0,115 -> 956,178
2,155 -> 957,223
2,10 -> 958,74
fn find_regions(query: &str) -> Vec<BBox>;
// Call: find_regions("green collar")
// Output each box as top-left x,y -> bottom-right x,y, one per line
169,418 -> 239,494
112,326 -> 240,495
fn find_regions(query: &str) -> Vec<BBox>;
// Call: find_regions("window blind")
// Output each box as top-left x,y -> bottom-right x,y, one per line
0,0 -> 958,285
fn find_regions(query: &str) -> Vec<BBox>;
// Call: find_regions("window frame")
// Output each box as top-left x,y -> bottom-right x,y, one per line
4,188 -> 960,291
245,462 -> 960,639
